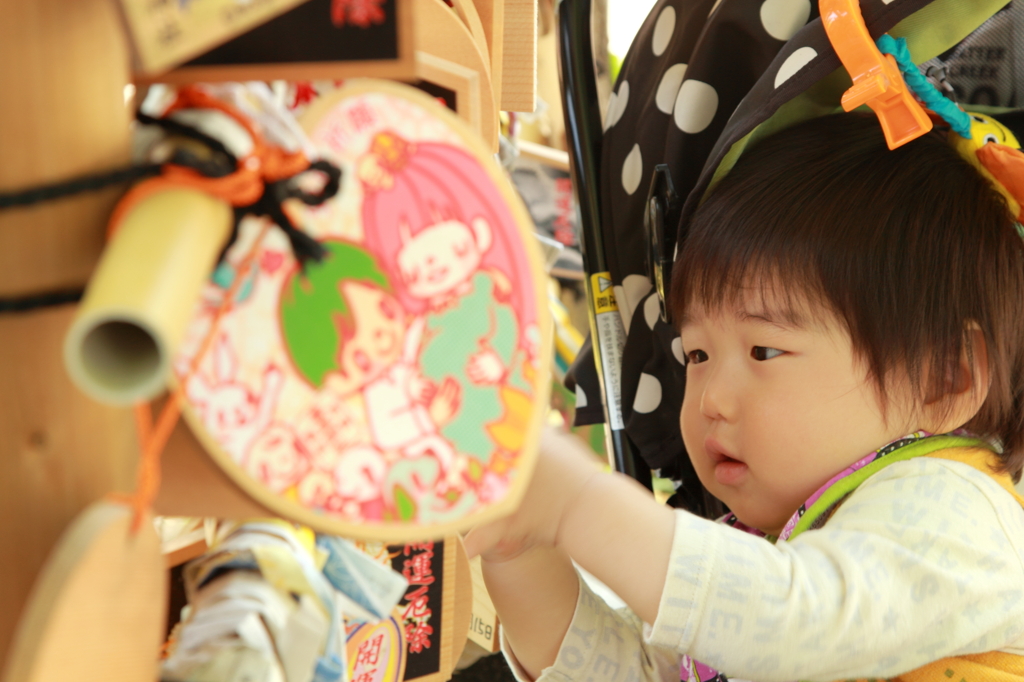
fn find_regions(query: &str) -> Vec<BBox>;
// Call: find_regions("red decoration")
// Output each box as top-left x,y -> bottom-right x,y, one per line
331,0 -> 388,29
291,82 -> 318,109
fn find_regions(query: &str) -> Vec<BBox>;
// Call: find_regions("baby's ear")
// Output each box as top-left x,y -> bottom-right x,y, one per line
922,323 -> 990,432
471,217 -> 493,254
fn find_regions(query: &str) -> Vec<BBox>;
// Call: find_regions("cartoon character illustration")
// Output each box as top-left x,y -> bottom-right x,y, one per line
280,240 -> 463,495
360,132 -> 539,466
186,334 -> 284,462
293,383 -> 367,471
246,423 -> 310,494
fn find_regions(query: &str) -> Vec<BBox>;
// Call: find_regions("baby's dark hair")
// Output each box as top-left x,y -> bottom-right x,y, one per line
669,113 -> 1024,477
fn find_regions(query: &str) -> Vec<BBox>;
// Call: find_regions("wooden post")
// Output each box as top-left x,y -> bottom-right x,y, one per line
472,0 -> 505,107
500,0 -> 537,112
0,0 -> 136,669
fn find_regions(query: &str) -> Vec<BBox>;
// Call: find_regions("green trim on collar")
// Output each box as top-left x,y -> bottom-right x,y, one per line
788,435 -> 992,541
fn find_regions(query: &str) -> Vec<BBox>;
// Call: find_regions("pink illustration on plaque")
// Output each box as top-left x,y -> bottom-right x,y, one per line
176,87 -> 543,531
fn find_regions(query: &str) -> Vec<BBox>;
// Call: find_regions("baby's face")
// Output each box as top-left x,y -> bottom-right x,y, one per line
397,220 -> 483,300
678,291 -> 917,536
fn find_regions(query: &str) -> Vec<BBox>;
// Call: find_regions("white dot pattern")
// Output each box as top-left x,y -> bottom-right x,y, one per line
605,80 -> 630,130
671,337 -> 685,365
775,46 -> 818,88
674,80 -> 719,134
656,63 -> 688,114
652,5 -> 677,57
759,0 -> 811,42
644,293 -> 661,330
633,373 -> 663,414
575,384 -> 588,408
622,144 -> 643,195
621,275 -> 653,323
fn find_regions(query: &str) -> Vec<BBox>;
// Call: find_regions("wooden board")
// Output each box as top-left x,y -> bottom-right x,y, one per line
450,0 -> 490,70
466,556 -> 500,653
0,0 -> 141,672
500,0 -> 537,112
0,302 -> 138,668
171,80 -> 548,541
0,0 -> 131,299
144,0 -> 415,84
470,0 -> 504,107
155,414 -> 276,520
117,0 -> 309,76
1,502 -> 166,682
416,51 -> 483,135
382,536 -> 472,682
452,537 -> 474,665
415,0 -> 498,150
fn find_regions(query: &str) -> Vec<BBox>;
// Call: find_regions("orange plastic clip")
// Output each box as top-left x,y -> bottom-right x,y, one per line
820,0 -> 932,149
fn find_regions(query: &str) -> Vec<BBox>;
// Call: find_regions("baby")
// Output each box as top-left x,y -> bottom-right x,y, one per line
467,113 -> 1024,682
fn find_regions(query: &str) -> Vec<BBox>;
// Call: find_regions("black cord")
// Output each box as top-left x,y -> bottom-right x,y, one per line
0,289 -> 84,313
0,164 -> 162,210
0,110 -> 342,313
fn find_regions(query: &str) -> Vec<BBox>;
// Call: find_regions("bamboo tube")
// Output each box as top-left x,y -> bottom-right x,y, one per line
64,187 -> 233,405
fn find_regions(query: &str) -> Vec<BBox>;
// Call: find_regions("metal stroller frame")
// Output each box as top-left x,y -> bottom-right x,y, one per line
556,0 -> 651,486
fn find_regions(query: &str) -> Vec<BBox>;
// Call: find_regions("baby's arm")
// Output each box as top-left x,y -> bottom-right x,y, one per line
468,429 -> 677,677
481,546 -> 579,679
471,434 -> 1024,682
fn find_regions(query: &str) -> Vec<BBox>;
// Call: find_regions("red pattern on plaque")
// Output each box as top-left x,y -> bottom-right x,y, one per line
331,0 -> 387,29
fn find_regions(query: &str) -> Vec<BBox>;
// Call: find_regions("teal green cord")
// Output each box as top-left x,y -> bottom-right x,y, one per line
876,34 -> 972,139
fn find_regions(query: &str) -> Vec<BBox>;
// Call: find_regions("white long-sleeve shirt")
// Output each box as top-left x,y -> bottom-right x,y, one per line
503,457 -> 1024,682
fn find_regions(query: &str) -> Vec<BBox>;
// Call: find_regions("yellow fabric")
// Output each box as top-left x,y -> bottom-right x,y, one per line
842,447 -> 1024,682
844,651 -> 1024,682
926,447 -> 1024,507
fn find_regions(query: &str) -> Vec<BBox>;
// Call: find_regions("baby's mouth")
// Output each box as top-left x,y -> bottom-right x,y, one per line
706,438 -> 748,485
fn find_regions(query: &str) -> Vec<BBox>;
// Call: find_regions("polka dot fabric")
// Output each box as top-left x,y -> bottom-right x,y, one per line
568,0 -> 949,514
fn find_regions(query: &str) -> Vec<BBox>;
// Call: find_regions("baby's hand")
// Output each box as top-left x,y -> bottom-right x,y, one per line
466,347 -> 505,386
464,427 -> 604,563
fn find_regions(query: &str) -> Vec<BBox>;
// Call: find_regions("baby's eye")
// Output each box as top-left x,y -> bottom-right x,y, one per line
751,346 -> 785,361
685,349 -> 708,366
453,241 -> 472,257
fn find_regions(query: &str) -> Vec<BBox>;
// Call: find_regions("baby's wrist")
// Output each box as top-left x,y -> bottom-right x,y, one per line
552,469 -> 610,550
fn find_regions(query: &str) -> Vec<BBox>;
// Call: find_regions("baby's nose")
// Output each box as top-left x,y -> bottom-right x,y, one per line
699,367 -> 738,422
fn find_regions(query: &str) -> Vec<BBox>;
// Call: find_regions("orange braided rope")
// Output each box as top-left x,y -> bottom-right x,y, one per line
108,85 -> 316,533
128,220 -> 272,533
